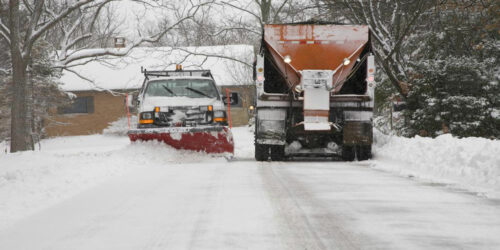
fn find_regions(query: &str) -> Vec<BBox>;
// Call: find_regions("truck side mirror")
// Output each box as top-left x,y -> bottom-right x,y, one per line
133,95 -> 141,107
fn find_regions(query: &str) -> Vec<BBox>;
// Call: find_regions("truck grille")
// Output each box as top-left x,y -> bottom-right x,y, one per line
155,106 -> 209,126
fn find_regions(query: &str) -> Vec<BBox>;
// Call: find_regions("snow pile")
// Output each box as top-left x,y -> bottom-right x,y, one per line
374,131 -> 500,198
102,116 -> 137,136
0,134 -> 226,230
232,126 -> 255,160
0,140 -> 8,153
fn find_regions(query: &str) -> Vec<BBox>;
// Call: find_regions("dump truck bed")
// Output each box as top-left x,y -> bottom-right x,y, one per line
263,24 -> 369,93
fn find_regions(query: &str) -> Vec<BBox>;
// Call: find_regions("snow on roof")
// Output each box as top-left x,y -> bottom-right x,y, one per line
59,45 -> 254,91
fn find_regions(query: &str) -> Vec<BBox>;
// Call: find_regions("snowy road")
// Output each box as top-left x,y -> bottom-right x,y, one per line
1,127 -> 500,249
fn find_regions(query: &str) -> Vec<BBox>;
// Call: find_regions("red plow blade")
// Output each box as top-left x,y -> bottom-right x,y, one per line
128,126 -> 234,155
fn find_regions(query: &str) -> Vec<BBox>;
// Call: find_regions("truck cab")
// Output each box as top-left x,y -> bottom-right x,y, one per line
135,69 -> 231,128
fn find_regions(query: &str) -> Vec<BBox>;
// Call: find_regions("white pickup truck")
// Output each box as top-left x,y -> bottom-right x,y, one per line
128,68 -> 237,155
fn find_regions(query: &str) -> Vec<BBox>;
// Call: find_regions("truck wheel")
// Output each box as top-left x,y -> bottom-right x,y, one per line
342,145 -> 355,161
356,145 -> 372,161
255,143 -> 270,161
270,145 -> 285,161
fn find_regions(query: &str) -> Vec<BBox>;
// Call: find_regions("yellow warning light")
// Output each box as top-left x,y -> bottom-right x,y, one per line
214,117 -> 227,122
139,119 -> 154,124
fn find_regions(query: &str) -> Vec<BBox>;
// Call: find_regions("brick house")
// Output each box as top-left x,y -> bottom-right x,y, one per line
46,45 -> 254,137
45,89 -> 138,136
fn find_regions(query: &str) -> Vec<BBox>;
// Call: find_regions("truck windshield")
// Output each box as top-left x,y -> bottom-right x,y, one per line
145,79 -> 219,99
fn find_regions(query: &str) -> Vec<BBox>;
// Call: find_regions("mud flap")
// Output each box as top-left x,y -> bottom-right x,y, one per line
128,126 -> 234,155
343,122 -> 373,146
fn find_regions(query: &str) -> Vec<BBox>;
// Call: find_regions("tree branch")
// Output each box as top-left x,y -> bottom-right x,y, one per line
0,18 -> 10,43
272,0 -> 290,23
23,0 -> 44,55
58,1 -> 210,66
210,27 -> 261,37
63,67 -> 124,96
28,0 -> 106,50
173,47 -> 253,68
221,1 -> 263,24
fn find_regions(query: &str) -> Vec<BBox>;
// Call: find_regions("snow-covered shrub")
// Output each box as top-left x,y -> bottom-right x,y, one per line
404,57 -> 499,138
400,3 -> 500,138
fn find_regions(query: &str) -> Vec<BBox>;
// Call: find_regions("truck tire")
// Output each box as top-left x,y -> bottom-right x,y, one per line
356,145 -> 372,161
255,143 -> 270,161
342,145 -> 355,161
270,145 -> 285,161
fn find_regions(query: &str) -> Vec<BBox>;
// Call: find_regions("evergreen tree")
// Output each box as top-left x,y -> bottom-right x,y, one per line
401,1 -> 499,138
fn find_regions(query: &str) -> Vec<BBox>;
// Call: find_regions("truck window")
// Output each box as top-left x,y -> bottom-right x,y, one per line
145,79 -> 219,99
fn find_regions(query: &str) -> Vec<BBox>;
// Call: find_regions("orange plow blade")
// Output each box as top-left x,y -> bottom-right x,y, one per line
128,126 -> 234,155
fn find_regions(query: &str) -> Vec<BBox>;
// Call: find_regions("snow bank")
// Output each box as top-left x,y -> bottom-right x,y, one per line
232,126 -> 255,160
102,116 -> 137,136
0,140 -> 8,154
0,134 -> 226,230
373,130 -> 500,199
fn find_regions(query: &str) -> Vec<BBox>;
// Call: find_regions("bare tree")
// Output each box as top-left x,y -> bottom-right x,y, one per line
320,0 -> 441,97
213,0 -> 316,44
221,0 -> 312,27
0,0 -> 209,152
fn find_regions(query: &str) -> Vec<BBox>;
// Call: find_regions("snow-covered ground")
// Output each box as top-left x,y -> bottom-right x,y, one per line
1,126 -> 499,249
0,131 -> 231,230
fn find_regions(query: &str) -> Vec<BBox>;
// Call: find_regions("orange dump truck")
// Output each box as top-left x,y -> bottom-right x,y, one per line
254,23 -> 376,161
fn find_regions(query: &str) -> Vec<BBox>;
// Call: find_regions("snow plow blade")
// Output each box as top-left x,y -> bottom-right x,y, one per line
128,126 -> 234,155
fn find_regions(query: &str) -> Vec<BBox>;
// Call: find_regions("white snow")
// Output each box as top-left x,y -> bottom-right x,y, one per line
169,132 -> 183,141
0,126 -> 254,230
1,126 -> 500,249
373,130 -> 500,198
0,133 -> 228,231
102,116 -> 138,136
59,45 -> 254,91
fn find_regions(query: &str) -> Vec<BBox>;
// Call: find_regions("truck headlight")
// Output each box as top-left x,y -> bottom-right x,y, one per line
200,105 -> 213,112
141,112 -> 153,120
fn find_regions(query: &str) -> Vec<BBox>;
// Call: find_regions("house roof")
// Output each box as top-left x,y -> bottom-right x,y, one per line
59,45 -> 254,92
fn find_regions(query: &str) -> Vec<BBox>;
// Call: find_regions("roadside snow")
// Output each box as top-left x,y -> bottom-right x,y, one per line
2,125 -> 499,233
232,126 -> 254,159
373,130 -> 500,199
102,116 -> 138,136
0,132 -> 228,231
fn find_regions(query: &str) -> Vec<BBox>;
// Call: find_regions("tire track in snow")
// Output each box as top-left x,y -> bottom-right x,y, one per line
260,161 -> 325,250
260,161 -> 364,250
184,164 -> 225,250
